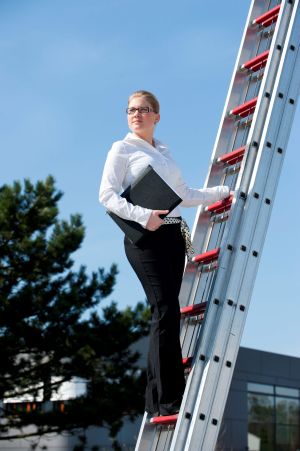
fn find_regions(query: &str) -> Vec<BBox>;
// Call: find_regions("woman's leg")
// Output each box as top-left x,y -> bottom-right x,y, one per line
124,224 -> 186,415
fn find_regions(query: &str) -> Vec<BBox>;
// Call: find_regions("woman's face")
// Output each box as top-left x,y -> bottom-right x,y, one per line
127,96 -> 160,141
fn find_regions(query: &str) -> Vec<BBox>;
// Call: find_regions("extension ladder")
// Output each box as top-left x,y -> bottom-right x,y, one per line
135,1 -> 300,450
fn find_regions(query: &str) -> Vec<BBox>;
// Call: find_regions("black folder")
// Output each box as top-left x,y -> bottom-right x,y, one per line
107,165 -> 182,244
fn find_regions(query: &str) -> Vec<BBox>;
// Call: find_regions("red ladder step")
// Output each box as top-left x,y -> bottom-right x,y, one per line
205,195 -> 233,215
252,4 -> 281,27
181,302 -> 207,317
241,50 -> 270,72
192,248 -> 220,264
230,97 -> 257,118
150,414 -> 178,425
217,146 -> 246,166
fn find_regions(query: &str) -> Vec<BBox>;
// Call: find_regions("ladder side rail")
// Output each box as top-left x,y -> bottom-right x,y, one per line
180,264 -> 225,376
172,193 -> 249,451
180,0 -> 263,309
180,0 -> 285,308
173,1 -> 298,448
185,87 -> 299,451
236,0 -> 296,197
154,430 -> 174,451
183,6 -> 300,448
200,46 -> 300,450
223,0 -> 293,201
135,415 -> 177,451
183,0 -> 295,323
134,412 -> 157,451
183,208 -> 261,451
179,208 -> 227,311
200,0 -> 268,177
189,0 -> 257,245
190,0 -> 282,235
186,165 -> 275,451
206,78 -> 300,451
179,225 -> 219,311
171,2 -> 298,448
191,0 -> 289,245
135,1 -> 294,450
170,200 -> 246,451
178,219 -> 240,405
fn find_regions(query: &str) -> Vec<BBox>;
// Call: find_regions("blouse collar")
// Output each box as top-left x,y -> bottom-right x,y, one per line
124,132 -> 168,152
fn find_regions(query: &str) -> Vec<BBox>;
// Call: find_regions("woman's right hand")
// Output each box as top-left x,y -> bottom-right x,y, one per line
146,210 -> 169,231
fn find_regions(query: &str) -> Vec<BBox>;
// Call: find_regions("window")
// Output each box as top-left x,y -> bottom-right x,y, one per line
247,383 -> 300,451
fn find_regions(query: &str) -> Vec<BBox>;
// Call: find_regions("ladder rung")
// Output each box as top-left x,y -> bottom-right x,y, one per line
252,4 -> 281,26
217,146 -> 246,165
181,302 -> 207,317
205,195 -> 233,215
241,50 -> 269,72
230,97 -> 257,118
150,414 -> 178,425
192,248 -> 220,264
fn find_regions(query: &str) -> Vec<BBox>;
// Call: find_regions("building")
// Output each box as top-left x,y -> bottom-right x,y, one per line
107,346 -> 300,451
1,346 -> 299,450
217,347 -> 300,451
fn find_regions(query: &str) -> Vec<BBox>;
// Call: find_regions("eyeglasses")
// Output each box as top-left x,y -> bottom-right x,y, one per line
126,106 -> 155,115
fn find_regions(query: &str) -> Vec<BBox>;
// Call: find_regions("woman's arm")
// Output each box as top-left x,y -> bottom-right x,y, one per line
167,153 -> 230,207
178,183 -> 230,207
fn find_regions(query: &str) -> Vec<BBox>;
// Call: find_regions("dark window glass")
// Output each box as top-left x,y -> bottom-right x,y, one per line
248,393 -> 274,423
248,383 -> 300,451
276,425 -> 300,451
248,422 -> 274,451
276,397 -> 299,426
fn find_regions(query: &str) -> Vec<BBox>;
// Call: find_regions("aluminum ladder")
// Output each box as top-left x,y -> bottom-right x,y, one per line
135,1 -> 300,450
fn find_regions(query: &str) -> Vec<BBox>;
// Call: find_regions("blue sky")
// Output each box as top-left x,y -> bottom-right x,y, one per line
1,0 -> 299,357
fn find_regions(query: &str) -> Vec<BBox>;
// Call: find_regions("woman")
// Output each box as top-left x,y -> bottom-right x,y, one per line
99,90 -> 229,417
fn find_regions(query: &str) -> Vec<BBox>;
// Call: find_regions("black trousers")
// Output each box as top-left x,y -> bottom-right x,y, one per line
124,223 -> 186,415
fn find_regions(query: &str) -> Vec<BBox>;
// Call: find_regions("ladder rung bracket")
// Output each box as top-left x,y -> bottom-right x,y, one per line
182,356 -> 193,368
252,4 -> 281,26
217,146 -> 246,165
205,195 -> 233,215
241,50 -> 269,72
251,60 -> 268,73
192,248 -> 220,265
150,414 -> 178,425
261,14 -> 279,28
239,106 -> 256,118
230,97 -> 257,117
181,302 -> 207,317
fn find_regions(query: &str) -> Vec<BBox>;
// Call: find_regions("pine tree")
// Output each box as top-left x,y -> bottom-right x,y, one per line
0,176 -> 149,444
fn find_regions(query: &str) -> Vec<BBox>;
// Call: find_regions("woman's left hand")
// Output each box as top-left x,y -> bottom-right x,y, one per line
146,210 -> 169,231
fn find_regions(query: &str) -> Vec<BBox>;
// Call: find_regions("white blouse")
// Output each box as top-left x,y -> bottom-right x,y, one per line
99,132 -> 230,228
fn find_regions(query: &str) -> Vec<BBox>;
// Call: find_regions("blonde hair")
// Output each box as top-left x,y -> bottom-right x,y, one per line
128,90 -> 160,114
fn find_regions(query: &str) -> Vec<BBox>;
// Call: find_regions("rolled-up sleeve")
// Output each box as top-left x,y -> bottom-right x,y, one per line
99,142 -> 152,228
